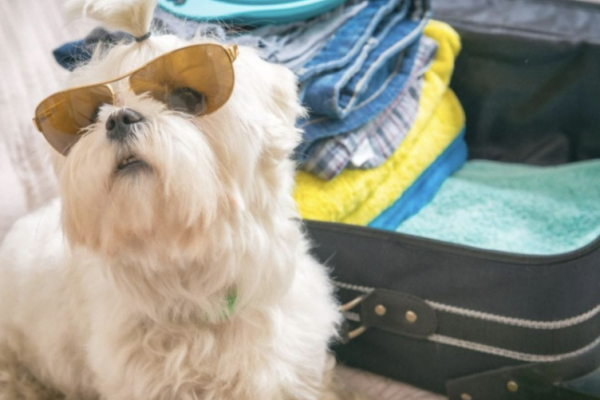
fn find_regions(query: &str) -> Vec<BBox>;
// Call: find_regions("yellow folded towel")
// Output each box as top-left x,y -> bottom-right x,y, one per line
294,20 -> 465,225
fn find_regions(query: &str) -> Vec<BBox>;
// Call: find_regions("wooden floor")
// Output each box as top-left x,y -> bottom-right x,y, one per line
0,1 -> 445,398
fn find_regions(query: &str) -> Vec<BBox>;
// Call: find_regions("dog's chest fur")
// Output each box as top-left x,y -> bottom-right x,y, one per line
0,200 -> 338,400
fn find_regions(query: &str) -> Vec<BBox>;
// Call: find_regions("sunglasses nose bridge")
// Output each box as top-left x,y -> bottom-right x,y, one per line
104,78 -> 130,107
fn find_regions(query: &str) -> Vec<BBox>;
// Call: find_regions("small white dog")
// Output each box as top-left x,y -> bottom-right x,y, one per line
0,1 -> 347,399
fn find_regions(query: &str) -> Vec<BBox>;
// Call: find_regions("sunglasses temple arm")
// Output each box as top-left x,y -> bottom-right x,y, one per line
226,45 -> 239,62
32,117 -> 42,132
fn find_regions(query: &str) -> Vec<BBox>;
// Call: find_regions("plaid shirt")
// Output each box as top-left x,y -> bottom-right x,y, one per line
302,36 -> 438,180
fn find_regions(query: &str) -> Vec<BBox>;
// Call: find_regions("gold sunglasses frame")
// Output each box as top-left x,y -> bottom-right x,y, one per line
32,43 -> 239,132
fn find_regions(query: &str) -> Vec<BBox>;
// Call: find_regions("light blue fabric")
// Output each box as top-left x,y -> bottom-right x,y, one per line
234,1 -> 369,71
396,160 -> 600,255
368,129 -> 468,229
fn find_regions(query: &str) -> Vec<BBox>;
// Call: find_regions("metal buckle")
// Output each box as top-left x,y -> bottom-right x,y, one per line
340,295 -> 368,340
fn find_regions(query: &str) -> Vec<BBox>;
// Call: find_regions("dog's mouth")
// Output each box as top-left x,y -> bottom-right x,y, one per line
116,155 -> 147,172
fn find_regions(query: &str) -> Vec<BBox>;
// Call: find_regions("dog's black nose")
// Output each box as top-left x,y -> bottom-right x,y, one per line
106,108 -> 144,141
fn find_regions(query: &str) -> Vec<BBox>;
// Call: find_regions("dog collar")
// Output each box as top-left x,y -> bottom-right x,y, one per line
225,290 -> 237,316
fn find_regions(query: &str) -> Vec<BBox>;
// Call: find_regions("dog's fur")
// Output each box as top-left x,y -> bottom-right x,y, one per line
0,1 -> 344,399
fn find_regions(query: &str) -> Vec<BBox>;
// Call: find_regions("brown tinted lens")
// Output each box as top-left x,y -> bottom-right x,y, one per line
130,44 -> 234,115
35,85 -> 113,155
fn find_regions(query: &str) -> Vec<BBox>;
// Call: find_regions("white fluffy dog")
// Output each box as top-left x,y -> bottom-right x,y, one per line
0,1 -> 345,399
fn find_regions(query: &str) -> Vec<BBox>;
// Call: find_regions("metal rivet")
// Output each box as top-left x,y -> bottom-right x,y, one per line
460,393 -> 472,400
405,310 -> 418,323
374,305 -> 387,316
506,380 -> 519,392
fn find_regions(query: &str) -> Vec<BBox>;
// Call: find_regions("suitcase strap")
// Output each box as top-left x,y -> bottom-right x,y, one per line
446,344 -> 600,400
338,283 -> 600,358
340,288 -> 437,342
337,283 -> 600,400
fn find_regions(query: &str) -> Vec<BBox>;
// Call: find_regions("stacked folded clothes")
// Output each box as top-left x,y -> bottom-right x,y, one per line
294,20 -> 466,225
53,2 -> 468,230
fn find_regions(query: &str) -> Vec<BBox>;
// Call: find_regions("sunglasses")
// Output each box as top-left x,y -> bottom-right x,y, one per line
33,43 -> 239,155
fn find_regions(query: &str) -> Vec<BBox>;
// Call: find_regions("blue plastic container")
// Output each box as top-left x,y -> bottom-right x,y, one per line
157,0 -> 347,26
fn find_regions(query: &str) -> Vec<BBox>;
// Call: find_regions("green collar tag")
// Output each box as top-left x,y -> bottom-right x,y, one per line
225,290 -> 237,317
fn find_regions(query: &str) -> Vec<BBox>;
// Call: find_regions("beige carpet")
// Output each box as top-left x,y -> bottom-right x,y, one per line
0,1 -> 444,399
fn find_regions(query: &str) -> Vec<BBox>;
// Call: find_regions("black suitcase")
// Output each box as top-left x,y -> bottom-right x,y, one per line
304,1 -> 600,399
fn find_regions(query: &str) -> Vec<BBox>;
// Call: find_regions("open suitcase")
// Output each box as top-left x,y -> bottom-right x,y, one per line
304,0 -> 600,399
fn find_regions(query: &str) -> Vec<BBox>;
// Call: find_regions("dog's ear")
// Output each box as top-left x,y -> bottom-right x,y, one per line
259,63 -> 306,161
269,64 -> 307,127
65,0 -> 158,38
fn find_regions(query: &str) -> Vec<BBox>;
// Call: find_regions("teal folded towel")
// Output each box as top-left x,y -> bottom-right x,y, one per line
369,129 -> 467,230
396,160 -> 600,255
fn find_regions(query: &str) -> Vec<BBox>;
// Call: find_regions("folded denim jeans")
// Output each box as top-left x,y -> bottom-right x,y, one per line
299,0 -> 412,108
295,0 -> 431,162
302,35 -> 437,180
295,0 -> 403,82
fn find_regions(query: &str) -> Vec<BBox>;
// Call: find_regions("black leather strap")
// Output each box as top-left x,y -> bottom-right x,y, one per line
446,340 -> 600,400
338,284 -> 600,359
360,289 -> 437,339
